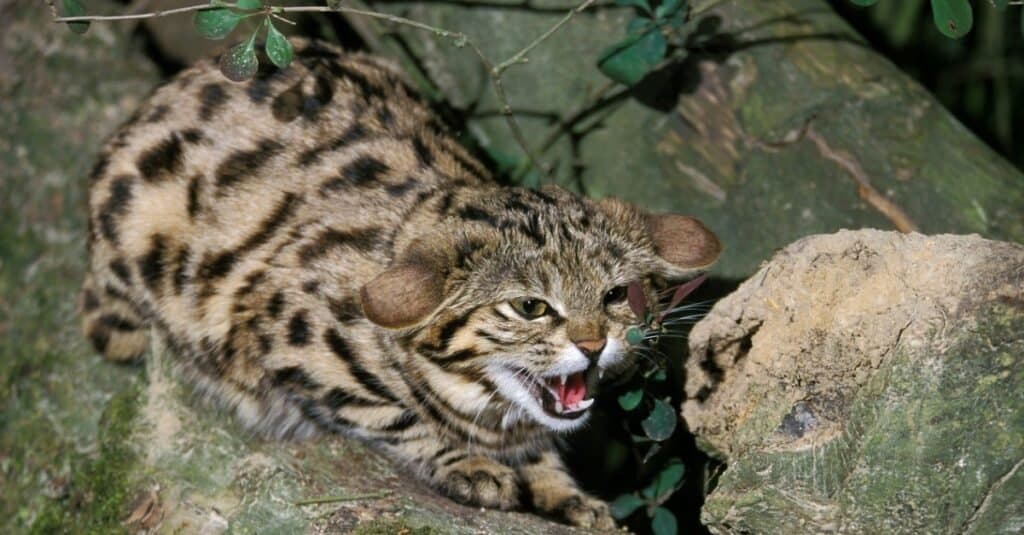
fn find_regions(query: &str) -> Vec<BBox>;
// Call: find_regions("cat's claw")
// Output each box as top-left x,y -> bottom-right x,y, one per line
439,456 -> 520,510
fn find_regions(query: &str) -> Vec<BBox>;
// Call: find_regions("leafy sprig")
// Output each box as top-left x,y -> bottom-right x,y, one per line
610,274 -> 707,534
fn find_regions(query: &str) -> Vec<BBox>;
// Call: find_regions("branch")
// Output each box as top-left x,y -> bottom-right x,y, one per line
50,0 -> 600,178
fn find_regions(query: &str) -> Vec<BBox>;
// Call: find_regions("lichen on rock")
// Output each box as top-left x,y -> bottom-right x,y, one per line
684,230 -> 1024,534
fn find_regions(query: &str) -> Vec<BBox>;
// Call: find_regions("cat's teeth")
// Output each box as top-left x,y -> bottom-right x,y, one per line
554,400 -> 564,414
560,374 -> 567,386
575,398 -> 595,410
598,368 -> 605,379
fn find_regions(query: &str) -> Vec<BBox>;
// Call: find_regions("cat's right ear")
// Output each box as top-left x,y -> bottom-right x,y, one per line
359,243 -> 448,329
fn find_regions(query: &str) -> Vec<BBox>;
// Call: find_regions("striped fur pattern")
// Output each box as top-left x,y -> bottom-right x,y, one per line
79,40 -> 721,528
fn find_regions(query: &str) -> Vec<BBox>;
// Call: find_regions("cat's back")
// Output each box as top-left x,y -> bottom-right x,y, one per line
87,40 -> 489,258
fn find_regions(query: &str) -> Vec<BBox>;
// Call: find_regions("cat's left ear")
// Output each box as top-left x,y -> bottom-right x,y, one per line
644,213 -> 722,274
360,240 -> 450,329
598,197 -> 722,276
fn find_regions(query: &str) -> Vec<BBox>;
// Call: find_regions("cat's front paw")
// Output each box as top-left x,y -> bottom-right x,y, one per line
554,494 -> 616,530
437,455 -> 519,510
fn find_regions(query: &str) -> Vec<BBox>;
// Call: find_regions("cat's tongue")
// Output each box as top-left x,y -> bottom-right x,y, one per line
555,372 -> 587,408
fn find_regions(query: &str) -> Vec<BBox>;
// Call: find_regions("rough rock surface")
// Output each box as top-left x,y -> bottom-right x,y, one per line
683,230 -> 1024,534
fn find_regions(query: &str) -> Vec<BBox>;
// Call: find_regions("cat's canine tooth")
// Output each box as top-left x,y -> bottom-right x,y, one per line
598,367 -> 605,379
560,373 -> 567,386
555,400 -> 564,414
576,398 -> 595,410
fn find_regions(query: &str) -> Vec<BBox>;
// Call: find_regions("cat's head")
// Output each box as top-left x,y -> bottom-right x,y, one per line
360,186 -> 720,432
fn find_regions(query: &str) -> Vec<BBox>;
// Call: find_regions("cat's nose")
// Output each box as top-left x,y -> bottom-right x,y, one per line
574,339 -> 606,359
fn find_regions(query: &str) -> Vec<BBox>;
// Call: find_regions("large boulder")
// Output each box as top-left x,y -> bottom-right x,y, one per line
683,230 -> 1024,533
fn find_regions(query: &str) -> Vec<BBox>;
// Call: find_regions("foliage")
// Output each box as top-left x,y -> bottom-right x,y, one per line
602,275 -> 709,535
832,0 -> 1024,171
192,1 -> 295,79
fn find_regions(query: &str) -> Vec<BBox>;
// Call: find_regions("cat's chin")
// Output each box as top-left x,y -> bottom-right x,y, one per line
486,364 -> 601,433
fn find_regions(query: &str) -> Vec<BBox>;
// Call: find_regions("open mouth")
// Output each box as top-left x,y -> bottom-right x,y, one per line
513,365 -> 603,420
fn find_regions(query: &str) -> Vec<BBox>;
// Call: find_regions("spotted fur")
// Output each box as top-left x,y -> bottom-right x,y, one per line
80,40 -> 720,528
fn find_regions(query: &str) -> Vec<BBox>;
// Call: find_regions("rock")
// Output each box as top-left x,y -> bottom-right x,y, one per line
682,230 -> 1024,534
368,0 -> 1024,279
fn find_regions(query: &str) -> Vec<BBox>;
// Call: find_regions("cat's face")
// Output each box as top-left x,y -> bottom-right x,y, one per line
361,186 -> 720,432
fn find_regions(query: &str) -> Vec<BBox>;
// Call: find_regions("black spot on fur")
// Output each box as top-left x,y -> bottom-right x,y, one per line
198,83 -> 229,121
136,133 -> 183,181
302,73 -> 334,121
287,310 -> 311,346
267,291 -> 286,319
187,174 -> 202,218
272,80 -> 304,122
329,63 -> 386,100
320,156 -> 390,194
324,328 -> 398,402
301,280 -> 320,294
214,139 -> 284,190
88,327 -> 110,353
376,106 -> 394,127
298,226 -> 382,263
198,251 -> 236,281
297,123 -> 368,167
258,334 -> 273,354
98,313 -> 140,331
172,246 -> 190,294
145,105 -> 170,123
109,258 -> 132,285
137,233 -> 167,293
98,175 -> 133,244
82,289 -> 100,311
457,205 -> 502,227
385,177 -> 419,198
273,366 -> 320,390
436,313 -> 472,352
182,129 -> 204,144
328,297 -> 362,323
411,136 -> 434,167
88,154 -> 110,182
382,410 -> 419,432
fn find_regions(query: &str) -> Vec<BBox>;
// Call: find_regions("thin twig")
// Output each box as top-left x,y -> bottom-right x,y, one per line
51,0 -> 599,177
293,490 -> 392,506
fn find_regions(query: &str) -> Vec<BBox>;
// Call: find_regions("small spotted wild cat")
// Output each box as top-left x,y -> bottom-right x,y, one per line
80,40 -> 720,528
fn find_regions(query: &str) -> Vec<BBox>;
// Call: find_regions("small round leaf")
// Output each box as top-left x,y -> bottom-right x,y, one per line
647,460 -> 685,501
641,398 -> 677,441
609,493 -> 645,519
237,0 -> 263,9
625,326 -> 645,346
651,507 -> 678,535
265,22 -> 294,69
597,27 -> 667,86
930,0 -> 973,38
61,0 -> 90,34
194,8 -> 243,40
618,389 -> 644,411
219,40 -> 259,82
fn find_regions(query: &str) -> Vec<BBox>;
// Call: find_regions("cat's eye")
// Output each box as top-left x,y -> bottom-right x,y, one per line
603,285 -> 628,306
509,298 -> 550,319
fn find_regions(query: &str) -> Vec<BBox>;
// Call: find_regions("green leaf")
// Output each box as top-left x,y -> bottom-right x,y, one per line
219,38 -> 259,82
930,0 -> 973,38
651,507 -> 678,535
265,22 -> 293,69
646,460 -> 685,501
641,398 -> 676,441
626,326 -> 645,346
848,0 -> 879,6
194,8 -> 243,40
988,0 -> 1007,10
618,389 -> 644,410
610,493 -> 645,519
654,0 -> 683,20
237,0 -> 262,9
61,0 -> 90,34
596,26 -> 667,85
